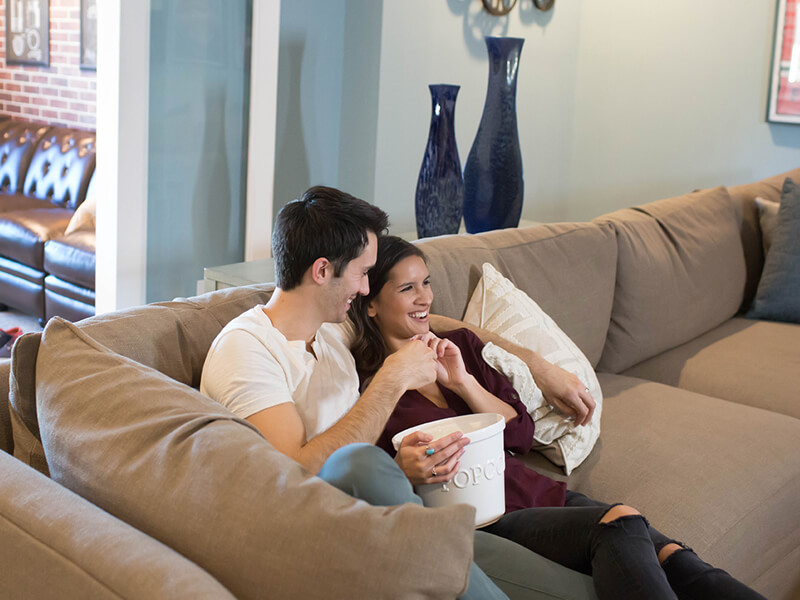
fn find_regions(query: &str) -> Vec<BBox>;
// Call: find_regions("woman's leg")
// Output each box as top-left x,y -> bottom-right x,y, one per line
318,444 -> 509,600
483,502 -> 677,600
565,491 -> 765,600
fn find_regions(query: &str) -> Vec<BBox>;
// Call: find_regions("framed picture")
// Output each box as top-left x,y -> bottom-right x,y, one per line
5,0 -> 49,67
768,0 -> 800,124
80,0 -> 97,70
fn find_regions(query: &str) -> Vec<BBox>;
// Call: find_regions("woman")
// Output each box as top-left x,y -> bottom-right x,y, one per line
349,235 -> 763,600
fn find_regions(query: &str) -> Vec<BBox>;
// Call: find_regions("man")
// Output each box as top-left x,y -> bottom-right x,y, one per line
201,186 -> 596,600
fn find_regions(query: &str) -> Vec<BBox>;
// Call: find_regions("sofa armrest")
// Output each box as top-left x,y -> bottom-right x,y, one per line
0,451 -> 236,599
0,362 -> 11,454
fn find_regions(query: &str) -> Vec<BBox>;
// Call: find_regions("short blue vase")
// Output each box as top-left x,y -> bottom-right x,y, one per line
463,37 -> 524,233
415,84 -> 464,239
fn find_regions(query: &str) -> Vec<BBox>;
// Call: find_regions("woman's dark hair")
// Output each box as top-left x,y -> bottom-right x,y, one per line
349,235 -> 427,379
272,186 -> 389,290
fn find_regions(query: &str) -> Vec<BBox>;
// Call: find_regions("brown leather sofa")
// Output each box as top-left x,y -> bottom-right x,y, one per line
0,119 -> 96,323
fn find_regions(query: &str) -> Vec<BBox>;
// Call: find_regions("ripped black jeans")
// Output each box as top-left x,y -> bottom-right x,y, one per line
482,491 -> 765,600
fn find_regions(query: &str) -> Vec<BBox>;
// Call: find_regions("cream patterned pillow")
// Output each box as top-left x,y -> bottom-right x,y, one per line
463,262 -> 602,475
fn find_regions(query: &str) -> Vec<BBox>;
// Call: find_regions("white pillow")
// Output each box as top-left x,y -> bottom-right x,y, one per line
463,262 -> 602,475
65,189 -> 97,235
754,196 -> 779,257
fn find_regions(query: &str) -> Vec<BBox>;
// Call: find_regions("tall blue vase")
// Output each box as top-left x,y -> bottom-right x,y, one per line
415,84 -> 464,239
463,37 -> 524,233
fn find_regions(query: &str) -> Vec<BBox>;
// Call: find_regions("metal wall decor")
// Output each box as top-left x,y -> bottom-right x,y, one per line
5,0 -> 49,66
481,0 -> 553,16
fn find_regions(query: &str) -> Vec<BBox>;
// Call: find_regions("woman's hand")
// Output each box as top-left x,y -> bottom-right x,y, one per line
417,332 -> 470,389
394,430 -> 468,486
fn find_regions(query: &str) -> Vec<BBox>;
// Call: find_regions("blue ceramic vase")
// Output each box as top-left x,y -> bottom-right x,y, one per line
415,84 -> 464,239
463,37 -> 524,233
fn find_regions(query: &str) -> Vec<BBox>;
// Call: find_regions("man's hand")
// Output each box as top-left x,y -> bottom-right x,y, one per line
535,362 -> 595,426
379,338 -> 438,391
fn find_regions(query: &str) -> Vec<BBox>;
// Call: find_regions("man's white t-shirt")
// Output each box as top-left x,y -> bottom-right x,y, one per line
200,306 -> 359,441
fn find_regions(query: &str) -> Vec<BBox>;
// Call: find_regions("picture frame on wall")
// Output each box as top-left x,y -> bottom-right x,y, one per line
768,0 -> 800,124
4,0 -> 49,67
80,0 -> 97,70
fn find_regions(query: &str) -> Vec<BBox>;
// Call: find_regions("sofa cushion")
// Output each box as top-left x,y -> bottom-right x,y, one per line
416,222 -> 618,367
0,192 -> 52,213
463,262 -> 602,475
9,285 -> 277,473
0,123 -> 50,195
0,207 -> 73,269
621,317 -> 800,419
36,318 -> 476,600
44,276 -> 96,322
44,229 -> 95,289
727,167 -> 800,310
22,128 -> 96,210
596,186 -> 746,373
754,197 -> 779,256
0,451 -> 236,600
557,373 -> 800,599
748,177 -> 800,324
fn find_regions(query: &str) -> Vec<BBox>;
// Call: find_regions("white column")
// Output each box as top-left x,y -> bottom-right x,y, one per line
95,0 -> 150,312
244,0 -> 281,261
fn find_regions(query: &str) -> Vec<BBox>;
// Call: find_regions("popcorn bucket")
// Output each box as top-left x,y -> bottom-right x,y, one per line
392,413 -> 506,527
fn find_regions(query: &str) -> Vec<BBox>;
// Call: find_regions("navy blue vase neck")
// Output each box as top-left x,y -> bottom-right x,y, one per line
463,36 -> 525,234
415,84 -> 464,239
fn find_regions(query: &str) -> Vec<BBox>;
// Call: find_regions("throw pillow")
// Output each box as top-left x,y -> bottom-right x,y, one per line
64,190 -> 96,235
748,178 -> 800,323
754,196 -> 779,257
463,262 -> 602,475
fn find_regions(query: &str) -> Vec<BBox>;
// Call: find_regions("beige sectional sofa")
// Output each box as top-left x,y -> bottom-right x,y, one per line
1,167 -> 799,599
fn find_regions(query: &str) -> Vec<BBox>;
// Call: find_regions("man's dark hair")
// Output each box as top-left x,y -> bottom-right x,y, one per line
272,186 -> 389,290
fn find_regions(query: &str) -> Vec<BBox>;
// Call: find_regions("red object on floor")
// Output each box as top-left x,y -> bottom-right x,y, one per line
1,327 -> 23,358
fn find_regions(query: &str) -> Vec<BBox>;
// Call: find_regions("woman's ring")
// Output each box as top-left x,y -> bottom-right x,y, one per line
432,467 -> 438,477
425,446 -> 435,456
584,387 -> 590,393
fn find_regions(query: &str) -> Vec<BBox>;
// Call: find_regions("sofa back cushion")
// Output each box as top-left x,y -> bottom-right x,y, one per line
596,186 -> 747,373
727,167 -> 800,310
22,128 -> 96,210
9,284 -> 276,473
0,123 -> 50,195
36,318 -> 475,600
415,222 -> 618,367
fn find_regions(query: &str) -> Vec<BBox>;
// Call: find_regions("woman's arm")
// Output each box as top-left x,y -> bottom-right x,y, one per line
430,314 -> 596,426
425,330 -> 535,454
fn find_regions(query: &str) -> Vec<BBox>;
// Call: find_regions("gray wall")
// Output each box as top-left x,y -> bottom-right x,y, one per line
147,0 -> 251,303
274,0 -> 800,235
272,0 -> 382,218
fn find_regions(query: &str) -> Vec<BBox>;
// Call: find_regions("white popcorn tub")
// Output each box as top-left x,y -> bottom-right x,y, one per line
392,413 -> 506,527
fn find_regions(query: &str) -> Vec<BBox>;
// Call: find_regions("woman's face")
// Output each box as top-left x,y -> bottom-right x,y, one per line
368,255 -> 433,349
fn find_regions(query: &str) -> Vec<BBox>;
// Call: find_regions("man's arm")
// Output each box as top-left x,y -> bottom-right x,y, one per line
429,314 -> 596,426
248,339 -> 438,474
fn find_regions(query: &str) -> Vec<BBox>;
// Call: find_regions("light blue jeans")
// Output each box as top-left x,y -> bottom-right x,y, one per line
318,443 -> 597,600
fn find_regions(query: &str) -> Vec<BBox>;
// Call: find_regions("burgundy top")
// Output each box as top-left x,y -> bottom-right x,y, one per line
377,328 -> 566,513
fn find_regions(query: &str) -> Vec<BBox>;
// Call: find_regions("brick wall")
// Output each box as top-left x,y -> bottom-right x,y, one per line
0,0 -> 95,130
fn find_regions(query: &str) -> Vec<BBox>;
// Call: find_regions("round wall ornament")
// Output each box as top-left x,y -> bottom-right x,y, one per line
481,0 -> 517,17
533,0 -> 555,10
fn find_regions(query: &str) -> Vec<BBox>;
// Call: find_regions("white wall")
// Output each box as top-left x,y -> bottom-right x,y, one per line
371,0 -> 800,232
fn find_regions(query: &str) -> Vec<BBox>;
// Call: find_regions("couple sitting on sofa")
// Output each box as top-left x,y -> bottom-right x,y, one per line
200,186 -> 761,600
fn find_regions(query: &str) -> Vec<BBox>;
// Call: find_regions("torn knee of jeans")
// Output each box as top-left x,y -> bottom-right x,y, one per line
597,504 -> 651,529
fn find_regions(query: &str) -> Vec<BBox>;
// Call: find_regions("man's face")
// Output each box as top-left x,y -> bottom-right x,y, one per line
322,231 -> 378,323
